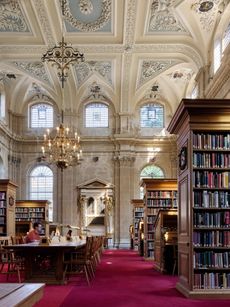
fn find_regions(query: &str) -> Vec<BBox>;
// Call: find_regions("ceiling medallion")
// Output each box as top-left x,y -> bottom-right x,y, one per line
199,1 -> 214,12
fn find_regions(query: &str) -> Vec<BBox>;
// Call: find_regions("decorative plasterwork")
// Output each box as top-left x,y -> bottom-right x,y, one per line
167,68 -> 194,82
0,0 -> 30,32
138,59 -> 181,88
148,0 -> 188,33
33,0 -> 55,45
63,0 -> 112,32
191,0 -> 221,31
124,0 -> 137,51
12,62 -> 50,83
74,60 -> 112,87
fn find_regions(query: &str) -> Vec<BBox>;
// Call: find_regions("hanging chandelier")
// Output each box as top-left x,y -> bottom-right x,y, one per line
41,114 -> 82,170
41,0 -> 83,170
41,0 -> 85,87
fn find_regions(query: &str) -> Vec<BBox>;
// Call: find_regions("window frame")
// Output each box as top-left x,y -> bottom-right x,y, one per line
85,102 -> 109,128
140,103 -> 164,128
29,102 -> 54,129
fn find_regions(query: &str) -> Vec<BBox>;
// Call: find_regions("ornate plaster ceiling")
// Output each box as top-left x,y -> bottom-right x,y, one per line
0,0 -> 229,115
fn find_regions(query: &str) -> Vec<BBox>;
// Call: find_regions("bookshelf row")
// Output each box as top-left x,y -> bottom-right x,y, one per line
193,152 -> 230,168
193,230 -> 230,247
147,199 -> 177,207
193,251 -> 230,269
194,272 -> 230,289
194,190 -> 230,208
193,133 -> 230,150
147,191 -> 177,198
193,171 -> 230,188
193,211 -> 230,228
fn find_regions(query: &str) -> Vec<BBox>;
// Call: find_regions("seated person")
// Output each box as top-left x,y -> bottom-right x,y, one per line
66,229 -> 72,241
25,222 -> 42,243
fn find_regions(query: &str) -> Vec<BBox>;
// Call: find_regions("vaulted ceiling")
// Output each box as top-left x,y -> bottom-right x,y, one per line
0,0 -> 229,118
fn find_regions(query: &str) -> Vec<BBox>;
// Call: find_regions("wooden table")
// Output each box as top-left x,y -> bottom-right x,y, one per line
4,241 -> 85,284
0,283 -> 45,307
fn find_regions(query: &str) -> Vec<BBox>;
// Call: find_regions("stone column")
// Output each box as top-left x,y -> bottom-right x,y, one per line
113,154 -> 135,248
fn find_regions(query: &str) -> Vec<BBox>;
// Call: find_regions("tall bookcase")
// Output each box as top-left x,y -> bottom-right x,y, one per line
131,199 -> 144,250
154,209 -> 177,273
15,200 -> 50,236
168,98 -> 230,298
0,180 -> 18,236
141,179 -> 177,259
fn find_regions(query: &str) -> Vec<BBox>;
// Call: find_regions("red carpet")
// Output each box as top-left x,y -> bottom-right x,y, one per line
32,249 -> 230,307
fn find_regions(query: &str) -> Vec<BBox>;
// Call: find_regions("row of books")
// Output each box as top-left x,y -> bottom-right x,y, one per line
147,242 -> 154,249
193,171 -> 230,188
147,224 -> 155,231
194,272 -> 230,289
0,208 -> 5,215
147,191 -> 177,198
147,199 -> 177,207
147,233 -> 154,240
193,230 -> 230,247
0,217 -> 5,223
193,152 -> 230,168
193,133 -> 230,150
193,211 -> 230,228
15,213 -> 44,218
0,192 -> 6,200
0,201 -> 6,208
194,251 -> 230,268
15,207 -> 45,212
194,190 -> 230,208
147,215 -> 156,223
134,208 -> 144,212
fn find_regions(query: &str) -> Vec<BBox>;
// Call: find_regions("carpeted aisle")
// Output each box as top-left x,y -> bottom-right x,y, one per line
34,249 -> 230,307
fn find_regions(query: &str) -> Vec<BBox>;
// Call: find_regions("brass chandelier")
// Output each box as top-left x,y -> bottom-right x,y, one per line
41,0 -> 83,170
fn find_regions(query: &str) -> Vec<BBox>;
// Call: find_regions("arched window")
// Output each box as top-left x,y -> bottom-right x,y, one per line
29,165 -> 53,221
213,22 -> 230,74
0,91 -> 6,119
140,103 -> 164,128
140,165 -> 164,198
30,103 -> 53,128
85,102 -> 108,127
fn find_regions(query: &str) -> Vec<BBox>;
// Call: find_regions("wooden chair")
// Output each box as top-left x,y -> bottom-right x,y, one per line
0,236 -> 24,283
63,236 -> 94,286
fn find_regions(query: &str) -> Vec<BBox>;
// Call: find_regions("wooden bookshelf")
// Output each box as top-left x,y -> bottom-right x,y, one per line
131,199 -> 144,251
168,98 -> 230,298
0,180 -> 18,236
141,179 -> 177,260
15,200 -> 50,236
154,209 -> 177,274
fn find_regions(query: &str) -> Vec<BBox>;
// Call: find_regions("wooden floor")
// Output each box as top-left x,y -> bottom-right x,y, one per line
0,283 -> 45,307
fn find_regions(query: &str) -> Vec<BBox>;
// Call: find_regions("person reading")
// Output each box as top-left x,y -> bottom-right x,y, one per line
25,222 -> 42,243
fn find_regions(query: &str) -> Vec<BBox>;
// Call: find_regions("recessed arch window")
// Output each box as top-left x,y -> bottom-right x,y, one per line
85,102 -> 108,128
140,103 -> 164,128
222,23 -> 230,52
213,22 -> 230,74
29,165 -> 53,221
0,91 -> 6,119
30,103 -> 53,128
140,165 -> 165,198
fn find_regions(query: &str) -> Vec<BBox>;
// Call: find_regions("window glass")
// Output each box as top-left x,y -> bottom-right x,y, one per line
214,40 -> 221,73
222,23 -> 230,52
140,165 -> 164,198
29,165 -> 53,221
0,92 -> 6,118
140,104 -> 164,128
85,103 -> 108,128
30,104 -> 53,128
